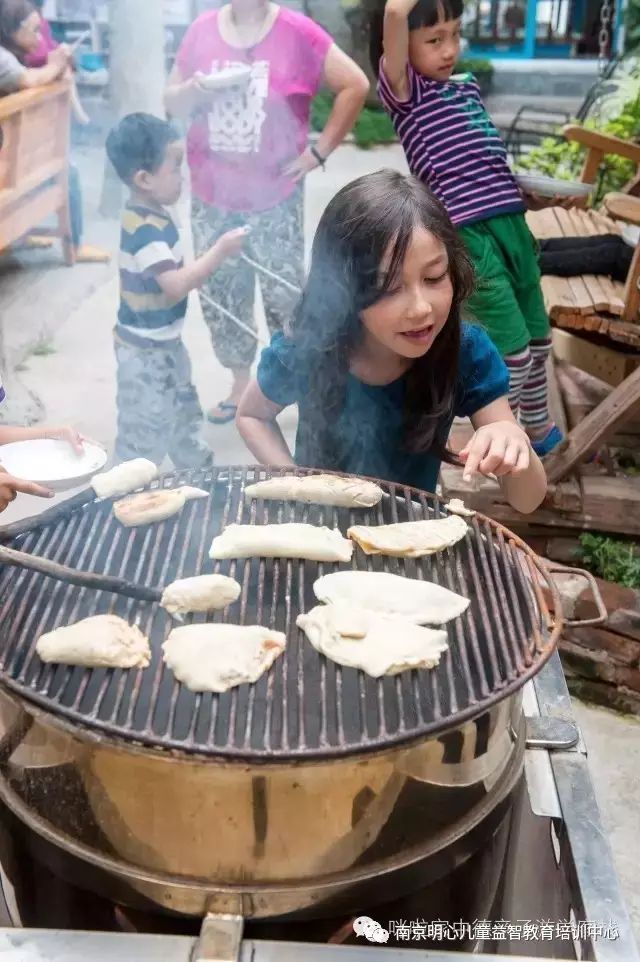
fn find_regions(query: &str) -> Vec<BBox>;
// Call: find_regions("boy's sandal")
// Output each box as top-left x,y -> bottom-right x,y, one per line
74,244 -> 111,264
531,425 -> 564,458
207,401 -> 238,425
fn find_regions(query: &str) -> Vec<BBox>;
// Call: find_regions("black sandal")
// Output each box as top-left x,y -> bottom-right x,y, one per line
207,401 -> 238,425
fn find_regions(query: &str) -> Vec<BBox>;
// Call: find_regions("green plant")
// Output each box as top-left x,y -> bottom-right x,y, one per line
579,533 -> 640,588
517,85 -> 640,204
30,336 -> 56,357
457,57 -> 494,80
311,92 -> 395,149
626,0 -> 640,50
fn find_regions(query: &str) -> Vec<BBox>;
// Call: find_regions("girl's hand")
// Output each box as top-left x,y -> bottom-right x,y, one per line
0,472 -> 54,512
459,421 -> 531,482
45,426 -> 85,454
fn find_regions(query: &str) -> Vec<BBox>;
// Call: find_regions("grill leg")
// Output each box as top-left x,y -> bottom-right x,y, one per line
192,914 -> 244,962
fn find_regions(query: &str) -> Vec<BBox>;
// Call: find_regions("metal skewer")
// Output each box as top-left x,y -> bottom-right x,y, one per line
241,254 -> 302,295
198,290 -> 266,345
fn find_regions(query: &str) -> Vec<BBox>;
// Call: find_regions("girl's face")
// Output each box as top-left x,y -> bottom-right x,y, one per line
360,226 -> 454,362
14,10 -> 42,53
409,16 -> 462,81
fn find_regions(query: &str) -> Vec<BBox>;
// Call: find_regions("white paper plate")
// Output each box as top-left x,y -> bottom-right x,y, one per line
622,224 -> 640,248
0,439 -> 107,492
516,173 -> 594,199
197,64 -> 252,91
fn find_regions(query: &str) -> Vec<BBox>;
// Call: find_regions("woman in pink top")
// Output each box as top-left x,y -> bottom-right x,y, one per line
165,0 -> 368,423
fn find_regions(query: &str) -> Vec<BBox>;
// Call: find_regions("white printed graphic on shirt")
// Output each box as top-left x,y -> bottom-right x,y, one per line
207,60 -> 269,154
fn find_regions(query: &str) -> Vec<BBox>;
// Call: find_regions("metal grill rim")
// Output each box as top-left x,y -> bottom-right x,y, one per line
0,466 -> 561,761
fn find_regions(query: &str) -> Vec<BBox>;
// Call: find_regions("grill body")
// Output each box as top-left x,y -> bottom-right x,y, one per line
0,467 -> 559,918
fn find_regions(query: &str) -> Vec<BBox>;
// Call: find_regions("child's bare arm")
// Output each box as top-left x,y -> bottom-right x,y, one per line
236,382 -> 296,468
0,424 -> 84,452
464,398 -> 547,514
383,0 -> 420,99
156,228 -> 247,303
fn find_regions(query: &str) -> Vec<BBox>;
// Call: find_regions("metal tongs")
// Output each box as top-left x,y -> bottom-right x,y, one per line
0,543 -> 162,603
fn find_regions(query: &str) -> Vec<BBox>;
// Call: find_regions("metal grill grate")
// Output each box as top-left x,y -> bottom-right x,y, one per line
0,467 -> 558,760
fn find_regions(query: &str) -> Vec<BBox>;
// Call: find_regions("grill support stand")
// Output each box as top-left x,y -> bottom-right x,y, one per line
192,915 -> 244,962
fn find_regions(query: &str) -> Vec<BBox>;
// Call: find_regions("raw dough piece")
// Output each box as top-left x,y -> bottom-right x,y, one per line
113,486 -> 208,527
244,474 -> 383,508
209,523 -> 353,563
92,459 -> 158,499
296,605 -> 448,678
36,615 -> 151,669
444,498 -> 476,518
347,515 -> 468,558
162,624 -> 286,693
313,570 -> 469,625
161,575 -> 241,616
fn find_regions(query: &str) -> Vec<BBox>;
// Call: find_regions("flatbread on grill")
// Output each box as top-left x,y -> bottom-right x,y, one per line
36,615 -> 151,669
113,486 -> 208,528
347,515 -> 469,558
209,523 -> 353,563
162,624 -> 286,693
313,571 -> 469,625
444,498 -> 476,518
244,474 -> 383,508
160,574 -> 241,616
296,605 -> 449,678
92,458 -> 158,499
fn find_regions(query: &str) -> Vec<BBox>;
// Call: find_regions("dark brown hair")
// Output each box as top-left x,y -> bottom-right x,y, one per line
288,169 -> 475,470
0,0 -> 36,56
369,0 -> 465,77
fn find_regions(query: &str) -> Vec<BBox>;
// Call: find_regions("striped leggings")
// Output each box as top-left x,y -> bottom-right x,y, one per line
504,337 -> 552,429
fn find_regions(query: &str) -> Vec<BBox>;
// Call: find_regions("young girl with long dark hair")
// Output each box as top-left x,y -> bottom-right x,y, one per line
372,0 -> 562,457
237,170 -> 547,514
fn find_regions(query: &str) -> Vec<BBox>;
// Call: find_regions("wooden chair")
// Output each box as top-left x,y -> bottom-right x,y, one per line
0,82 -> 74,265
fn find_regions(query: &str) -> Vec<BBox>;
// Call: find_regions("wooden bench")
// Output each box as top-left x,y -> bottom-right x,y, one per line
0,82 -> 74,265
526,204 -> 640,349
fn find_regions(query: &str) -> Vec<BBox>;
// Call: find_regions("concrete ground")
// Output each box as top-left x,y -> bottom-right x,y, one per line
0,141 -> 638,942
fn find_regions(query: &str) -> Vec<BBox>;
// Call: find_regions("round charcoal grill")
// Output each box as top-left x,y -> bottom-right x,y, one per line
0,466 -> 574,920
0,466 -> 558,760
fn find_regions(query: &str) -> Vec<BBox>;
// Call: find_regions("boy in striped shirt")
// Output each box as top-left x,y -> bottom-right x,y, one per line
375,0 -> 562,456
106,113 -> 246,468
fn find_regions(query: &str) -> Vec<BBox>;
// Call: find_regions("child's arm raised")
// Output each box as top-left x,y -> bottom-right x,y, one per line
236,382 -> 296,469
383,0 -> 420,99
460,397 -> 547,514
156,228 -> 247,303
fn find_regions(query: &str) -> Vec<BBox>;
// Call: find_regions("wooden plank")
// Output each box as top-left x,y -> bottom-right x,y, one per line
580,274 -> 611,313
527,207 -> 565,240
553,329 -> 640,387
440,468 -> 640,535
567,275 -> 597,314
565,208 -> 591,237
543,276 -> 577,317
545,364 -> 640,482
546,357 -> 583,512
603,192 -> 640,226
598,275 -> 625,316
622,243 -> 640,324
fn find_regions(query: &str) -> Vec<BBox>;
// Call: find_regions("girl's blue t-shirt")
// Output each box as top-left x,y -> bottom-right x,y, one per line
257,323 -> 509,493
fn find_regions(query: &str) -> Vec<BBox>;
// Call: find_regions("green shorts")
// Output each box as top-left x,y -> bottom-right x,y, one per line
459,212 -> 550,357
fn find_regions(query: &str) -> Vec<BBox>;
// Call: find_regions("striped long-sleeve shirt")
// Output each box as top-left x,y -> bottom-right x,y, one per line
117,205 -> 188,345
378,65 -> 525,228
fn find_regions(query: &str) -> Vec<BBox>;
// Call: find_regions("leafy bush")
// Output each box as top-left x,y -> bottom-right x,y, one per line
517,84 -> 640,204
311,92 -> 396,149
579,533 -> 640,588
457,57 -> 495,80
